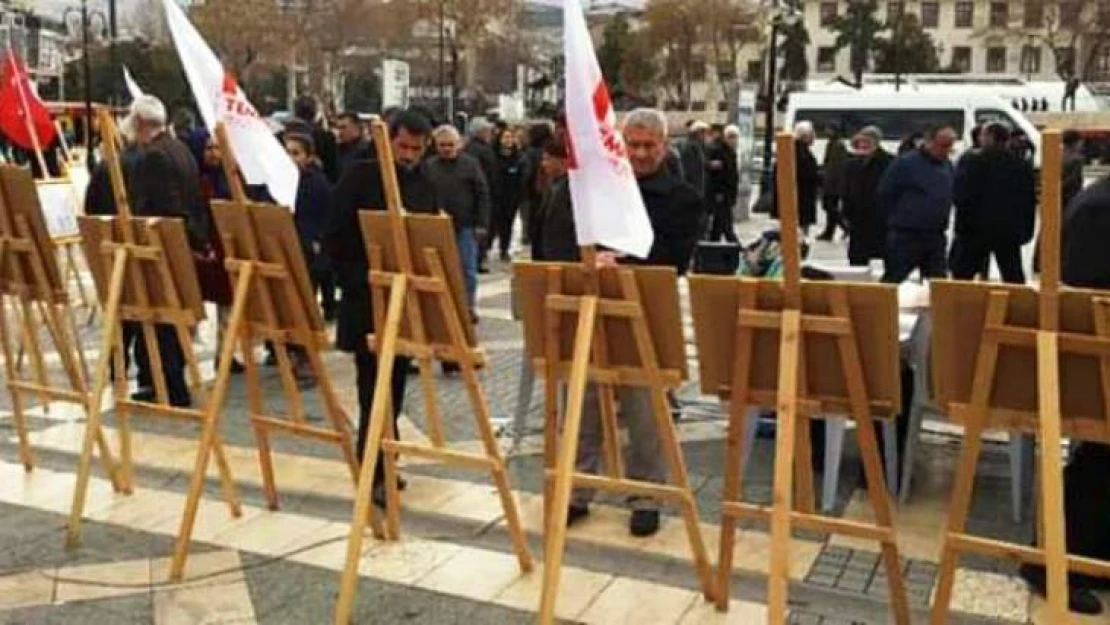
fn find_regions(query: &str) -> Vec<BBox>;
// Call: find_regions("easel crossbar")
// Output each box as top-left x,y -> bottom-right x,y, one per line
555,471 -> 690,503
948,533 -> 1110,578
739,309 -> 853,335
533,359 -> 684,388
721,501 -> 894,542
249,416 -> 346,444
384,441 -> 498,471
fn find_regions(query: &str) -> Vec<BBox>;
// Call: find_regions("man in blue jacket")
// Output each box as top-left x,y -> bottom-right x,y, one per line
878,126 -> 957,283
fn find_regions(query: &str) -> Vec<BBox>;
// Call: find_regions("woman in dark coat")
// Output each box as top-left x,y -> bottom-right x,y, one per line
490,127 -> 523,260
841,127 -> 894,266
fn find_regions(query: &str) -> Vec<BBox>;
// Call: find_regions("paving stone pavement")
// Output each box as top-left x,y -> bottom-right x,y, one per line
0,213 -> 1091,624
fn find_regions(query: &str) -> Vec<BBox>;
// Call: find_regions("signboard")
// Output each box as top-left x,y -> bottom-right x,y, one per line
37,179 -> 81,239
735,86 -> 757,219
381,59 -> 410,109
498,94 -> 525,123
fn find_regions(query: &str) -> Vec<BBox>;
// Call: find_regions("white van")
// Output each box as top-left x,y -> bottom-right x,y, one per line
784,91 -> 1042,168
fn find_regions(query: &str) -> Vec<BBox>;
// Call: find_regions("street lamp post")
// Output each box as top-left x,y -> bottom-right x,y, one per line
760,0 -> 801,192
64,0 -> 106,172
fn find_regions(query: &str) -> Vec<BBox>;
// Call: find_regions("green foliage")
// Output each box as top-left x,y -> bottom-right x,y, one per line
63,40 -> 195,114
829,0 -> 886,87
778,20 -> 809,83
874,14 -> 941,74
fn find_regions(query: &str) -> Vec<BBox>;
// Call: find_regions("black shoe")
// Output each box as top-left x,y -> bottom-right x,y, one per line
478,264 -> 490,275
499,251 -> 511,262
263,352 -> 277,367
441,362 -> 460,376
169,393 -> 193,409
130,388 -> 155,403
396,476 -> 407,491
324,309 -> 337,323
372,483 -> 386,508
1021,564 -> 1104,615
567,503 -> 590,526
816,234 -> 833,242
229,359 -> 245,374
629,509 -> 660,537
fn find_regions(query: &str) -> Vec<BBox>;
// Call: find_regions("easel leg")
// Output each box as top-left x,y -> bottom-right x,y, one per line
305,346 -> 360,481
335,275 -> 407,625
67,248 -> 128,548
1036,332 -> 1070,623
169,266 -> 253,581
177,323 -> 241,518
382,393 -> 402,540
415,355 -> 446,447
767,310 -> 802,621
537,296 -> 598,625
65,243 -> 92,311
0,295 -> 33,471
714,401 -> 748,610
243,331 -> 278,510
112,335 -> 135,493
139,321 -> 170,404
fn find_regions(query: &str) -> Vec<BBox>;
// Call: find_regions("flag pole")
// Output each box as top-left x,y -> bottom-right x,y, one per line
6,47 -> 50,179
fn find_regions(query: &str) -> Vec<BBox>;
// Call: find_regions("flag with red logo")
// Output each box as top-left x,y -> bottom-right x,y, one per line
562,0 -> 652,258
0,49 -> 58,151
161,0 -> 298,208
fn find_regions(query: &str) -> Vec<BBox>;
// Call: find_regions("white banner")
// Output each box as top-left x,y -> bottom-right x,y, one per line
562,0 -> 653,258
161,0 -> 298,208
122,65 -> 144,101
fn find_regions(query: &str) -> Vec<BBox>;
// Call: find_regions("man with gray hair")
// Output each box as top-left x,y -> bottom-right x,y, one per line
842,125 -> 894,266
565,106 -> 705,538
465,118 -> 500,272
770,121 -> 820,234
424,123 -> 491,321
125,94 -> 207,407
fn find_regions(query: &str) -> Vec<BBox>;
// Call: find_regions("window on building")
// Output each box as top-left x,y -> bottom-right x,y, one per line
987,47 -> 1007,73
820,2 -> 839,26
952,46 -> 972,72
955,1 -> 974,27
1020,44 -> 1042,75
1056,46 -> 1076,75
1024,0 -> 1044,27
921,1 -> 940,27
818,47 -> 837,72
1094,46 -> 1110,80
1059,2 -> 1080,27
887,1 -> 904,22
691,55 -> 707,81
1099,2 -> 1110,27
746,60 -> 763,82
989,2 -> 1009,27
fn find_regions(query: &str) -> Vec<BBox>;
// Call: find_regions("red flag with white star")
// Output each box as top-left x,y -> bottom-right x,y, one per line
0,51 -> 57,151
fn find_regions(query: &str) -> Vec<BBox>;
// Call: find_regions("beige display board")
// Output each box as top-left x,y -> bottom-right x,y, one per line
928,130 -> 1110,625
0,165 -> 113,480
689,134 -> 909,623
333,120 -> 532,625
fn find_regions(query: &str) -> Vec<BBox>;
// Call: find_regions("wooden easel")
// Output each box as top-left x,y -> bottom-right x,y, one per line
333,120 -> 533,625
928,130 -> 1110,624
201,122 -> 359,519
690,133 -> 910,623
0,166 -> 117,481
66,113 -> 242,582
512,255 -> 716,623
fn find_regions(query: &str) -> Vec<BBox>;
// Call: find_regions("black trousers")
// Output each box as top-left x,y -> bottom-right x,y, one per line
133,322 -> 190,404
882,230 -> 948,284
485,199 -> 518,256
707,193 -> 738,242
820,194 -> 845,238
949,235 -> 1025,284
354,346 -> 411,487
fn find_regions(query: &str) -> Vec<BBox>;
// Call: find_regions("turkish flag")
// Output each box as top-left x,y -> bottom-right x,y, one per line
0,52 -> 57,151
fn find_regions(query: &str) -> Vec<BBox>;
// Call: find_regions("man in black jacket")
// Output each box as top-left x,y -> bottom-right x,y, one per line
465,119 -> 500,273
704,125 -> 739,242
1019,173 -> 1110,616
334,112 -> 374,178
566,108 -> 704,538
124,95 -> 207,407
424,125 -> 491,316
842,126 -> 894,267
287,96 -> 339,184
950,122 -> 1036,283
326,109 -> 437,505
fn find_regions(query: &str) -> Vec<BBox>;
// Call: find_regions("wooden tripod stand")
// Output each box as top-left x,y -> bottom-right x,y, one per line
929,130 -> 1110,624
0,166 -> 114,480
66,114 -> 242,581
690,134 -> 910,623
514,260 -> 716,624
334,120 -> 532,625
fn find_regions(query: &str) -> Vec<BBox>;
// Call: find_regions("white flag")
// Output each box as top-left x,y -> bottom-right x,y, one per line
122,65 -> 144,101
562,0 -> 653,258
161,0 -> 298,208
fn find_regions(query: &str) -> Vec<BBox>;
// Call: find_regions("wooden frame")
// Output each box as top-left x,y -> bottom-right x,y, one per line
929,130 -> 1109,625
690,134 -> 909,623
333,120 -> 533,625
208,197 -> 359,514
0,165 -> 112,479
514,259 -> 715,624
64,116 -> 247,584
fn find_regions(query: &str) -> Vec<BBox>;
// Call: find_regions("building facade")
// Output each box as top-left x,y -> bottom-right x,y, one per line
802,0 -> 1110,83
0,1 -> 70,97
